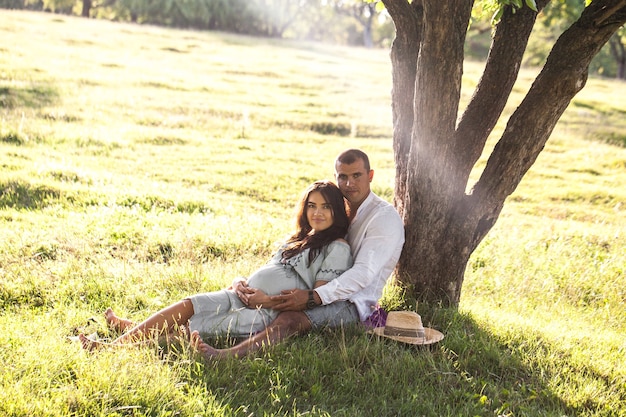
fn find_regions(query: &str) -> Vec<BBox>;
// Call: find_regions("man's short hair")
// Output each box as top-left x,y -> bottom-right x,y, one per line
336,149 -> 371,172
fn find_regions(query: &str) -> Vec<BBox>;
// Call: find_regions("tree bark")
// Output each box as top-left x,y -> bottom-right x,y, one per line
81,0 -> 92,18
386,0 -> 626,306
382,0 -> 423,218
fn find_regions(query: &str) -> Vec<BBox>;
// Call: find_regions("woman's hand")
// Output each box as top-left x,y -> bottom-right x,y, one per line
233,280 -> 255,305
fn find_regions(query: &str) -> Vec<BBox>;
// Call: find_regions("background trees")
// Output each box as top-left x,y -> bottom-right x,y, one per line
2,0 -> 623,78
1,0 -> 393,46
2,0 -> 624,78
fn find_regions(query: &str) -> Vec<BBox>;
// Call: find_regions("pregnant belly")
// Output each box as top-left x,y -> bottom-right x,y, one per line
246,264 -> 301,295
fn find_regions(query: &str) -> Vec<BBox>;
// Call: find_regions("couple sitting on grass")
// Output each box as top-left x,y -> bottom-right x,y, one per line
80,149 -> 406,359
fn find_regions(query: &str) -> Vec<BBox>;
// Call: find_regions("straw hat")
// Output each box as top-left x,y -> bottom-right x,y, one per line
370,311 -> 444,345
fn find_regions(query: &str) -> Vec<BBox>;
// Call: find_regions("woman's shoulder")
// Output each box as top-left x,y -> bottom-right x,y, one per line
327,238 -> 350,251
322,239 -> 352,266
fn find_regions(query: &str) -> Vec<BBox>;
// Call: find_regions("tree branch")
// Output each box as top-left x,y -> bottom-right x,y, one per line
469,0 -> 626,216
383,0 -> 423,131
454,1 -> 548,181
383,0 -> 423,214
593,0 -> 626,26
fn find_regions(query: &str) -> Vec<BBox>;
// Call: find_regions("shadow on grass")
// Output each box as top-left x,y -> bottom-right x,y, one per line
186,308 -> 613,416
0,84 -> 59,110
0,180 -> 61,210
1,83 -> 60,145
595,131 -> 626,148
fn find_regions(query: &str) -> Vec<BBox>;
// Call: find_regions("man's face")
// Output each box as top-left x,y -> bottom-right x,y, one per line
335,158 -> 373,207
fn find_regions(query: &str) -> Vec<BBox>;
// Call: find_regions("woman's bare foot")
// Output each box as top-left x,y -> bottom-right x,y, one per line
190,331 -> 231,360
105,308 -> 135,333
79,333 -> 106,352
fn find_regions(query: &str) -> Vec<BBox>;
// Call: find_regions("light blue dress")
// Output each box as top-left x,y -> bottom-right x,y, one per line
187,240 -> 352,338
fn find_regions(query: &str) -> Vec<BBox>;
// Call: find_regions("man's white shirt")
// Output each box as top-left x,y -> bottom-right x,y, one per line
315,192 -> 405,321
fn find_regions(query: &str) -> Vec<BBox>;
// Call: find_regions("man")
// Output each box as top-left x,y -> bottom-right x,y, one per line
191,149 -> 405,358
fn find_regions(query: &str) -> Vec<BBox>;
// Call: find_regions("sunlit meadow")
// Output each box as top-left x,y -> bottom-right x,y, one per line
1,10 -> 624,417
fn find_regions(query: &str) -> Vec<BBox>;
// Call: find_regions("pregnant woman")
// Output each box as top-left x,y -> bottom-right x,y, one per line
80,180 -> 352,350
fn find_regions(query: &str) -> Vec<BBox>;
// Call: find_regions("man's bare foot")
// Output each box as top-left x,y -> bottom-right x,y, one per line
105,308 -> 134,333
79,333 -> 106,352
190,331 -> 231,360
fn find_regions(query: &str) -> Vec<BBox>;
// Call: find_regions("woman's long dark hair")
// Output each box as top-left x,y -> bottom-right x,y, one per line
281,180 -> 349,264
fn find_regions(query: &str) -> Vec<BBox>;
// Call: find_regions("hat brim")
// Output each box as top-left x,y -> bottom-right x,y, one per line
370,326 -> 444,345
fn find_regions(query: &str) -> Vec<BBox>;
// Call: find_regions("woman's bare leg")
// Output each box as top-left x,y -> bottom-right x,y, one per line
105,308 -> 135,333
191,311 -> 311,359
78,299 -> 195,351
114,299 -> 194,344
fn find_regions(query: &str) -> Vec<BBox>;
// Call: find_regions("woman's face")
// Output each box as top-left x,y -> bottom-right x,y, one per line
306,191 -> 334,232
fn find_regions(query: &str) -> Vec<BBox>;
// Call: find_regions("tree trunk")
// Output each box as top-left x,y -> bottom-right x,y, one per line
81,0 -> 92,18
362,3 -> 375,48
384,0 -> 626,307
609,35 -> 626,79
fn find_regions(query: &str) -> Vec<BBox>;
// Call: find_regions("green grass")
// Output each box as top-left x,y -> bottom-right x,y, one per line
1,10 -> 625,417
